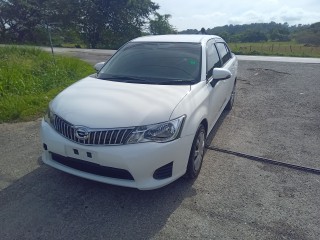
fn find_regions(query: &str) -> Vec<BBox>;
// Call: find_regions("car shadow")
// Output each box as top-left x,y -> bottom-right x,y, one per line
0,163 -> 197,239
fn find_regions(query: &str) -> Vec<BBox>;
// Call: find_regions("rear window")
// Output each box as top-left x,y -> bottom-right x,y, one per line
216,42 -> 232,65
98,42 -> 202,85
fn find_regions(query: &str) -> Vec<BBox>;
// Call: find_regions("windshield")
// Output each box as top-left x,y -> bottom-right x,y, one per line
97,42 -> 202,85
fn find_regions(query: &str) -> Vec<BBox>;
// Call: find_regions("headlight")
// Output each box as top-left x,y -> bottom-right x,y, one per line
44,107 -> 55,125
126,115 -> 186,144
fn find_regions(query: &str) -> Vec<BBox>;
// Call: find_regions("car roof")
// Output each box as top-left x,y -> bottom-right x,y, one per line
131,34 -> 224,44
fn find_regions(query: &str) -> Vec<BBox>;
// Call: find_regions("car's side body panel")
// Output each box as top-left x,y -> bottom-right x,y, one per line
171,37 -> 238,138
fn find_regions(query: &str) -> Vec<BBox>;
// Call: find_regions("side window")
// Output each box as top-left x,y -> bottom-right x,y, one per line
206,40 -> 221,78
216,42 -> 231,65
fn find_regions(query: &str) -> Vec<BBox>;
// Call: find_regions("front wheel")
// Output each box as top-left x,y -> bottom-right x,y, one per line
185,124 -> 206,179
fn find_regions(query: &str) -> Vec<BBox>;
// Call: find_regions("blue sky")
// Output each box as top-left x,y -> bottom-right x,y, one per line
153,0 -> 320,31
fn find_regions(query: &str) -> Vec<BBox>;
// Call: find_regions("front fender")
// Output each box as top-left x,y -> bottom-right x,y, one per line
170,81 -> 210,137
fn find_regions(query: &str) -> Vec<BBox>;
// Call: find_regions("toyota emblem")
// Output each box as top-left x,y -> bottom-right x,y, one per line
75,127 -> 89,140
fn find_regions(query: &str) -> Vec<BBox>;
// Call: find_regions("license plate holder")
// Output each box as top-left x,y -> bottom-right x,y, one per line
65,146 -> 96,161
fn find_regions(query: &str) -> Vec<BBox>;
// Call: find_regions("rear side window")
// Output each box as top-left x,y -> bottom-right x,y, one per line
206,40 -> 221,78
216,42 -> 232,65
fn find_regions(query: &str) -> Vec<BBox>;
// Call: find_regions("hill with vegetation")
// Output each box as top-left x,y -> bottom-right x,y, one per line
180,22 -> 320,45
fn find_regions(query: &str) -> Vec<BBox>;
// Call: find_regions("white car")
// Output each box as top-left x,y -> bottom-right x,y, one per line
41,34 -> 238,190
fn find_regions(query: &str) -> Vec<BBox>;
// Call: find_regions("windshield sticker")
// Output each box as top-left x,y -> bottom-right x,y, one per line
189,59 -> 197,65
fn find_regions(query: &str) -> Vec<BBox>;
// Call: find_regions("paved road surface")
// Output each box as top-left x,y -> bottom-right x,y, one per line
1,49 -> 320,240
41,46 -> 320,65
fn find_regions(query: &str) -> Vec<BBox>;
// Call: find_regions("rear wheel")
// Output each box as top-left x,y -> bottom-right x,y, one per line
225,80 -> 236,111
186,124 -> 206,179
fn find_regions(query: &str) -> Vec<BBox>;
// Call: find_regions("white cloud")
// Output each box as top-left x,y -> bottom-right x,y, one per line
273,7 -> 318,23
153,0 -> 320,30
228,11 -> 266,25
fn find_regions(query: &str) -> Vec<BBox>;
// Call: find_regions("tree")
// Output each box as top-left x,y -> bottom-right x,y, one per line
240,30 -> 268,42
0,0 -> 160,48
179,29 -> 198,34
0,0 -> 43,43
149,13 -> 176,35
77,0 -> 159,48
269,25 -> 290,41
0,0 -> 79,44
294,22 -> 320,46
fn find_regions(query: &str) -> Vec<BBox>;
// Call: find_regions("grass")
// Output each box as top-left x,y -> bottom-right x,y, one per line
229,42 -> 320,58
60,43 -> 86,48
0,46 -> 94,123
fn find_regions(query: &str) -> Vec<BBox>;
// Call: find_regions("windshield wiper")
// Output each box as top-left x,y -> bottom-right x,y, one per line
98,75 -> 153,83
154,79 -> 193,85
98,75 -> 194,85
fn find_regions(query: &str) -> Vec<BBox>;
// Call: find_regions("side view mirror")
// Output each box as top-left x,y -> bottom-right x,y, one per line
94,62 -> 105,72
212,68 -> 232,81
209,68 -> 232,87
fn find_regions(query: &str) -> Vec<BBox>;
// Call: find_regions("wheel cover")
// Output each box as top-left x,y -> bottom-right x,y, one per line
193,130 -> 205,172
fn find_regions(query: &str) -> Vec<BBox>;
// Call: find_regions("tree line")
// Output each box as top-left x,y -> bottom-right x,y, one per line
0,0 -> 176,49
1,0 -> 319,48
181,22 -> 320,45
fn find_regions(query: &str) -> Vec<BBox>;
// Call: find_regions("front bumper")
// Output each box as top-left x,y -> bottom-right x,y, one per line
41,119 -> 194,190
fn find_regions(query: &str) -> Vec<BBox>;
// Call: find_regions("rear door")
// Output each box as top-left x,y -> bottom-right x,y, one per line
215,41 -> 237,104
205,39 -> 228,131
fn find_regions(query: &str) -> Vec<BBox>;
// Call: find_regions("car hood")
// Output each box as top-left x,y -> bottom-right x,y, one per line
51,76 -> 190,128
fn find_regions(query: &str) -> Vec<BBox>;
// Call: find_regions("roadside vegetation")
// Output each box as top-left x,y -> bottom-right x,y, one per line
0,0 -> 175,49
229,42 -> 320,58
0,46 -> 94,123
2,0 -> 318,53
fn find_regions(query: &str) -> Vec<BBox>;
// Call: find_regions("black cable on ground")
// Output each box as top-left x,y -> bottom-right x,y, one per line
206,145 -> 320,175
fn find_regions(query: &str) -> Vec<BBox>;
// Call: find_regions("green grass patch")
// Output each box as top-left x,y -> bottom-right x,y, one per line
229,42 -> 320,58
61,43 -> 86,48
0,46 -> 94,123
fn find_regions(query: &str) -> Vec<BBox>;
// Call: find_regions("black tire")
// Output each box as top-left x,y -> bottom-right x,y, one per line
225,80 -> 236,111
185,124 -> 206,179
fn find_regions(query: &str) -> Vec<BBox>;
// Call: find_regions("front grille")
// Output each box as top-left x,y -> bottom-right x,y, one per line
52,115 -> 134,146
51,152 -> 134,180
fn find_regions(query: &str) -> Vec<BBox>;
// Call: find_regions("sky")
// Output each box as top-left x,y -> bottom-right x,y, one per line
153,0 -> 320,31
